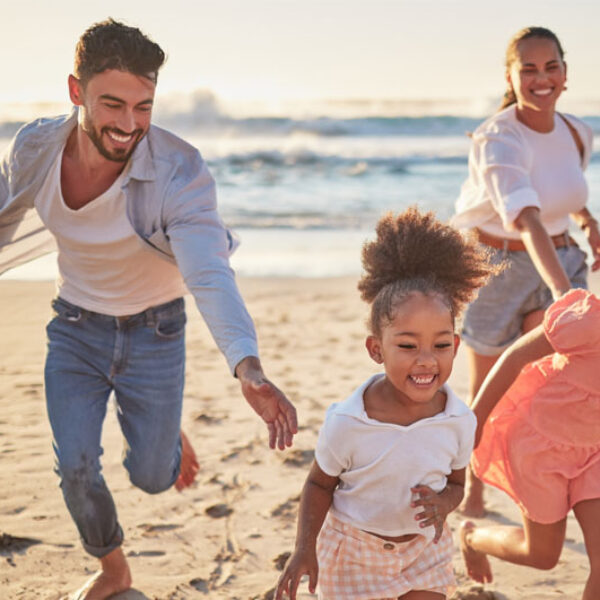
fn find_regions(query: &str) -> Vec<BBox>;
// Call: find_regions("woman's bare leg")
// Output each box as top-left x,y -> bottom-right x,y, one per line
521,309 -> 545,334
573,498 -> 600,600
460,515 -> 566,584
460,349 -> 498,517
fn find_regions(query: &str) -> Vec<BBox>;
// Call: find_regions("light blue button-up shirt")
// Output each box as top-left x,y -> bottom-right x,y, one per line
0,109 -> 258,373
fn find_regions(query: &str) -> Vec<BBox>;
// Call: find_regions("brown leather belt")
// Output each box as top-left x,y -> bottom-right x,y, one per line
474,228 -> 577,252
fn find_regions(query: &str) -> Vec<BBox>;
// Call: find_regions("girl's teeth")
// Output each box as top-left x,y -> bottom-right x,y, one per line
411,375 -> 435,384
532,89 -> 552,96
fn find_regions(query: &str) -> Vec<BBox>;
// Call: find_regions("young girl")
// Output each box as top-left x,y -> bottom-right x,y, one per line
275,208 -> 498,600
460,288 -> 600,600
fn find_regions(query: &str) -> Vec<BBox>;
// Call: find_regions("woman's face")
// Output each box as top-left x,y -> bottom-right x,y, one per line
506,36 -> 566,114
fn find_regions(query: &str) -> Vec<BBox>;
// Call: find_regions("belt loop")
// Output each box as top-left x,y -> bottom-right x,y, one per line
145,307 -> 156,328
564,231 -> 570,247
503,238 -> 509,258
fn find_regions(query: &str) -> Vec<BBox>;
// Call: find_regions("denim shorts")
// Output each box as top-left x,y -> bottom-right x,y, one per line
462,243 -> 588,356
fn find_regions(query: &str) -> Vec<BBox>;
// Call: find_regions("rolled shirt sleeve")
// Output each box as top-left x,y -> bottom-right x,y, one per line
163,158 -> 258,374
476,130 -> 541,231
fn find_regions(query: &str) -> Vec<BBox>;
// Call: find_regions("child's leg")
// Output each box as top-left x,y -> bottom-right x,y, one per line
573,498 -> 600,600
460,349 -> 498,517
460,515 -> 566,583
399,591 -> 445,599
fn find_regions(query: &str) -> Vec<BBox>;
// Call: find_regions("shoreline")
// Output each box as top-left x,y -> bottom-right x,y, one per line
1,274 -> 598,599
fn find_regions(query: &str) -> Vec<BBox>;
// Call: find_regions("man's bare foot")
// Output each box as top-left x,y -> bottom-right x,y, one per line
71,547 -> 131,600
175,430 -> 199,492
460,521 -> 493,584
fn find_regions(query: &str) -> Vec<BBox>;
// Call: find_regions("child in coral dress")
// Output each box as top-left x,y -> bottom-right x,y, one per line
461,288 -> 600,600
275,208 -> 499,600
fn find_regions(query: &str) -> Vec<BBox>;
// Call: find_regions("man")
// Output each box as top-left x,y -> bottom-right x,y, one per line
0,19 -> 297,599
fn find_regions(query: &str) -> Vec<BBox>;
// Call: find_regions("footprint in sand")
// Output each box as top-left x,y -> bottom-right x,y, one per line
270,496 -> 300,519
282,449 -> 314,467
273,551 -> 291,571
127,550 -> 166,557
205,503 -> 233,518
0,532 -> 42,553
137,523 -> 182,537
451,586 -> 497,599
192,411 -> 224,425
189,578 -> 209,592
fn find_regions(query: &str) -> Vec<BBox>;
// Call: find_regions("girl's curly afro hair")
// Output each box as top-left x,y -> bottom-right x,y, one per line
358,208 -> 501,335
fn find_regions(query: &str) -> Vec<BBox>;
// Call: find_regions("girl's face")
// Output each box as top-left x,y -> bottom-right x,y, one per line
506,36 -> 566,114
366,293 -> 459,406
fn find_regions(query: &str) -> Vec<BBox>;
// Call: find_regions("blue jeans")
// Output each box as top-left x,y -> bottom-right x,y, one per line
44,297 -> 186,558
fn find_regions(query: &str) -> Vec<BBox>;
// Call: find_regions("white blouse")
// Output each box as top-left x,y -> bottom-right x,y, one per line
452,106 -> 593,240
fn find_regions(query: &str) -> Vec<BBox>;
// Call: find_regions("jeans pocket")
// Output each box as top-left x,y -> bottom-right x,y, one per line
155,312 -> 187,339
51,298 -> 82,322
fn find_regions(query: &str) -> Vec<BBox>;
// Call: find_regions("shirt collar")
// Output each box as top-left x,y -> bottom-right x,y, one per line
335,374 -> 467,422
55,108 -> 156,184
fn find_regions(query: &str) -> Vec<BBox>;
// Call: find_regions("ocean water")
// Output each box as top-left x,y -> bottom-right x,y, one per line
2,97 -> 599,279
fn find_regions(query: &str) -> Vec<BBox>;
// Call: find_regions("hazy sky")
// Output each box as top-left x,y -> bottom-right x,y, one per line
2,0 -> 599,110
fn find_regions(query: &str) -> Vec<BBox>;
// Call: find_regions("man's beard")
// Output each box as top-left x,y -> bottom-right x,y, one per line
83,115 -> 144,163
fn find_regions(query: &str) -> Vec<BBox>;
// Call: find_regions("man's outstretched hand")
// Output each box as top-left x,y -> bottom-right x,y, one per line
235,356 -> 298,450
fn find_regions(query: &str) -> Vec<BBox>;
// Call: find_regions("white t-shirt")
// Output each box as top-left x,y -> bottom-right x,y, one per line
315,375 -> 476,540
35,149 -> 186,315
452,106 -> 592,239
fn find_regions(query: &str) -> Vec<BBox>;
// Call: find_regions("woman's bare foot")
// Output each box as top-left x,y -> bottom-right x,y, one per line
460,521 -> 493,584
175,430 -> 199,491
71,547 -> 132,600
458,471 -> 487,518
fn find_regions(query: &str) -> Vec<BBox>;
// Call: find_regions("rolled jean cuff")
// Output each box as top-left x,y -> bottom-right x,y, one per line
82,524 -> 124,558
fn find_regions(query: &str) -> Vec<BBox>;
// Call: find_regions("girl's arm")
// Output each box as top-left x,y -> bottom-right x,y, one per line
571,207 -> 600,271
412,468 -> 465,543
471,324 -> 553,446
276,460 -> 339,600
514,206 -> 571,300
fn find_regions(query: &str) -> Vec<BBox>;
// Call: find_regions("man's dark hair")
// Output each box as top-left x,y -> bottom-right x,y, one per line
74,18 -> 166,85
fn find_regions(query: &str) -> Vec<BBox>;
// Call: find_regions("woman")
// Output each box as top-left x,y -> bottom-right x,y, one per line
452,26 -> 599,516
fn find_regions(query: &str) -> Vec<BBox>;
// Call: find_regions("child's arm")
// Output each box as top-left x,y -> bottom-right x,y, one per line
471,324 -> 553,446
276,460 -> 339,600
412,468 -> 465,543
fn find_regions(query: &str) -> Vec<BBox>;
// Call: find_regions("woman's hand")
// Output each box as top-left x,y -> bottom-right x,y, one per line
583,219 -> 600,271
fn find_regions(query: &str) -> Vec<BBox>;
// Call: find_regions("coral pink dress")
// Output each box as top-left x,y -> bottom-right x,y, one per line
472,289 -> 600,523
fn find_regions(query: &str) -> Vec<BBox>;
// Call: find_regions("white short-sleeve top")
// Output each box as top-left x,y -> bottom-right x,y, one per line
452,106 -> 593,239
315,375 -> 476,540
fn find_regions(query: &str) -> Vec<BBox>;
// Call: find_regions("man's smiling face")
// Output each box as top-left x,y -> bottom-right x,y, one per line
71,69 -> 156,163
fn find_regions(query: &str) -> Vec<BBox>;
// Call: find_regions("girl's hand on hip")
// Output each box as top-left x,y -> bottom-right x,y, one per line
411,484 -> 448,543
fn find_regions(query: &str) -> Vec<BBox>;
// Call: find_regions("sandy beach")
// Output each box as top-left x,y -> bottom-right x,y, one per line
2,272 -> 599,600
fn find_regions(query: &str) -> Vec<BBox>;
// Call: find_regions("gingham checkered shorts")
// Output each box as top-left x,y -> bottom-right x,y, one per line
316,514 -> 455,599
